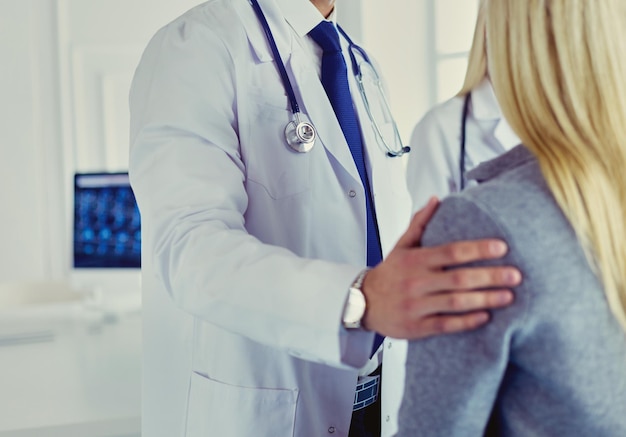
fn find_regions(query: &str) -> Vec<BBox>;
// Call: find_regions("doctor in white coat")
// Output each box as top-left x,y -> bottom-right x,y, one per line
407,0 -> 521,213
129,0 -> 521,436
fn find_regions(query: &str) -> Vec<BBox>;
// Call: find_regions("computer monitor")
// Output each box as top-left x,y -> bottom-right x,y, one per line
73,172 -> 141,269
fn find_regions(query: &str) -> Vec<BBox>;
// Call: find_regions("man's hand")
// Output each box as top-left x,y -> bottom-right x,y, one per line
362,197 -> 521,339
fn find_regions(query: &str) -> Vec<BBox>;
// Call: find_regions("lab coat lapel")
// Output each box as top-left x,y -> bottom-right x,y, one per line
235,0 -> 290,63
350,66 -> 408,257
288,50 -> 362,183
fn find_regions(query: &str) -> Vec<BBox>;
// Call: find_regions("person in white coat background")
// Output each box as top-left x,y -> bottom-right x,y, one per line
128,0 -> 521,436
397,0 -> 626,434
406,0 -> 521,214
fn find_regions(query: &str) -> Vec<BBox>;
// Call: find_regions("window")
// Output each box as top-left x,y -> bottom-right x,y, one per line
360,1 -> 480,141
429,0 -> 480,103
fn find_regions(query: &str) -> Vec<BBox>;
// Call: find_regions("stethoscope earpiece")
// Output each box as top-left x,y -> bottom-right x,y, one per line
386,146 -> 411,157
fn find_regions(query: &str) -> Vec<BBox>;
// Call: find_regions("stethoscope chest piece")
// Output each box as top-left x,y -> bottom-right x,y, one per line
285,119 -> 316,153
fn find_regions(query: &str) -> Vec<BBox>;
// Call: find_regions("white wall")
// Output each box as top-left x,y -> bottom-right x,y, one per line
0,0 -> 447,283
0,1 -> 55,281
361,0 -> 432,142
0,0 -> 202,282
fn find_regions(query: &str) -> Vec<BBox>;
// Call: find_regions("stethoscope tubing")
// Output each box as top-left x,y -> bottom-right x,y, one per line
459,92 -> 471,190
249,0 -> 301,115
337,26 -> 372,75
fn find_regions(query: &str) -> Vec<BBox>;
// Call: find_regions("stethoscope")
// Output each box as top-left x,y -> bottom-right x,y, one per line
249,0 -> 410,157
459,92 -> 471,190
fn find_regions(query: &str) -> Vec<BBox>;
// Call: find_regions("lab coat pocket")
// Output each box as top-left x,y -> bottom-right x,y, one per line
243,100 -> 311,199
184,371 -> 298,437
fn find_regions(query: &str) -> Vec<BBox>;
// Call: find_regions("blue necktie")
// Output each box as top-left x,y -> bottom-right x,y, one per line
309,22 -> 384,355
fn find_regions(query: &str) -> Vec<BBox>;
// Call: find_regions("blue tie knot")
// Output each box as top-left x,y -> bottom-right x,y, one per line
309,21 -> 342,54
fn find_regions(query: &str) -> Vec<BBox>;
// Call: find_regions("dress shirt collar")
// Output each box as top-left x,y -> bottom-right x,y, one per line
467,144 -> 534,183
275,0 -> 337,36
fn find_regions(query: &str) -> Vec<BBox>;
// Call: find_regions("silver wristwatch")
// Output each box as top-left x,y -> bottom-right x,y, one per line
342,269 -> 370,329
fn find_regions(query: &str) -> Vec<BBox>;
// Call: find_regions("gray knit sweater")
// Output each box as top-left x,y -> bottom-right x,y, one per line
396,145 -> 626,436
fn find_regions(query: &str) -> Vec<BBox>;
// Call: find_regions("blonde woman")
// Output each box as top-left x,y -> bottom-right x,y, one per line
406,0 -> 519,213
397,0 -> 626,435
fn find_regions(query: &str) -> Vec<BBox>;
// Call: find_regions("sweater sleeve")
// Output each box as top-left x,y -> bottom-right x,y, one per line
395,195 -> 529,437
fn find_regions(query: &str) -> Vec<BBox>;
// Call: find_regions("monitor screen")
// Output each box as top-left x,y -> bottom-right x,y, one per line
73,172 -> 141,268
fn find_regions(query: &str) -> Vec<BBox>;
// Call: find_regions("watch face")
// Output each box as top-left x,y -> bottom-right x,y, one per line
343,288 -> 367,329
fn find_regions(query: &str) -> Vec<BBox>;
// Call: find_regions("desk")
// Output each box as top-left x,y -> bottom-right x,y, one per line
0,299 -> 141,437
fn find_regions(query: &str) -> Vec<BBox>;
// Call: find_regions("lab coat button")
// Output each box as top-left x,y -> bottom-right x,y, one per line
348,190 -> 356,198
387,341 -> 392,349
328,426 -> 336,434
386,415 -> 391,422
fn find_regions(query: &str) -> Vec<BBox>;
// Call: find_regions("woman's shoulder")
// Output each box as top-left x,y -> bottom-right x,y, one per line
458,148 -> 549,225
423,148 -> 550,245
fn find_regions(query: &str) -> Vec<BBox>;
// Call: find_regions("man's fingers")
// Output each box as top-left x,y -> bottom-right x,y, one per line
412,289 -> 514,316
407,266 -> 522,295
409,239 -> 510,268
395,197 -> 439,248
396,288 -> 515,339
415,312 -> 491,337
363,231 -> 522,339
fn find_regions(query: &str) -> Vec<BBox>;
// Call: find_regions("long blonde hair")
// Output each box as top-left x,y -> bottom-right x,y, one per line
485,0 -> 626,330
458,0 -> 487,96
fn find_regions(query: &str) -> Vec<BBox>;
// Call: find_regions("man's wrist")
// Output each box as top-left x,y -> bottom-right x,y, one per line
341,268 -> 370,330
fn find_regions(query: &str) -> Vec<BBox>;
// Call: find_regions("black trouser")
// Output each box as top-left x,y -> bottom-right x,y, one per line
349,364 -> 382,437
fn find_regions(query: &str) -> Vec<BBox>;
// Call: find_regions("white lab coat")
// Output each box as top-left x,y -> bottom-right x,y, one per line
129,0 -> 411,436
407,78 -> 521,214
